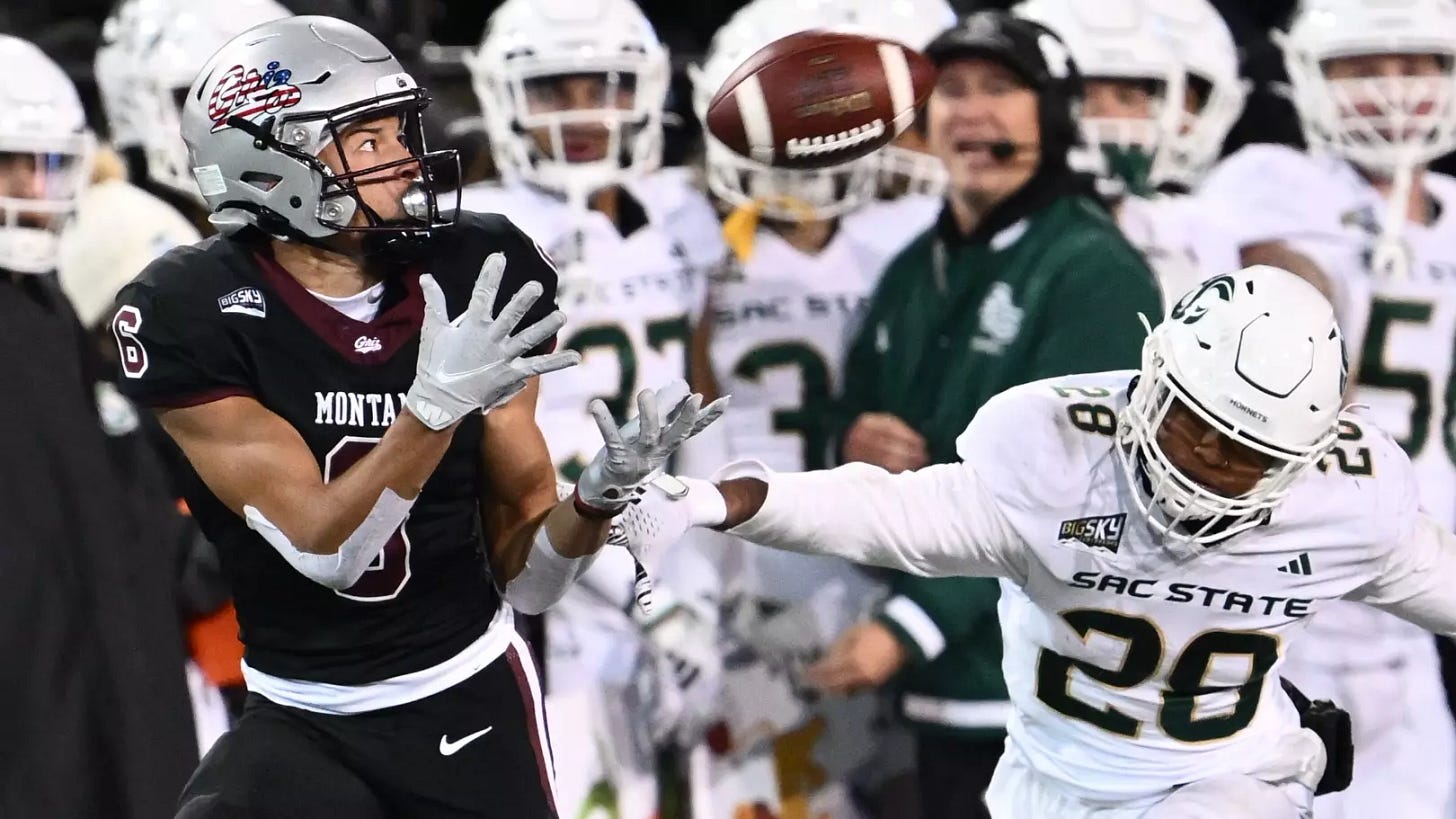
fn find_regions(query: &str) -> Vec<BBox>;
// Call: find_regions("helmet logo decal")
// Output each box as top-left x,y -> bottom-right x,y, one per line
207,61 -> 302,133
1169,274 -> 1236,325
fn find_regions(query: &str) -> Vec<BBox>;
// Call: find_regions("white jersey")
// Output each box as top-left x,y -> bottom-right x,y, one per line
694,196 -> 934,816
461,169 -> 721,477
709,194 -> 937,473
1200,143 -> 1456,658
462,172 -> 721,819
1117,193 -> 1239,309
707,192 -> 934,619
731,371 -> 1456,804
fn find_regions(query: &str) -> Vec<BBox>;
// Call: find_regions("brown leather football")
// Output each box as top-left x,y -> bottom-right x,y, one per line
704,29 -> 937,170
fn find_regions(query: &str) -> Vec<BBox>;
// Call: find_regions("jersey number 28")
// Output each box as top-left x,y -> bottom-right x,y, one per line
1036,609 -> 1279,743
322,437 -> 412,602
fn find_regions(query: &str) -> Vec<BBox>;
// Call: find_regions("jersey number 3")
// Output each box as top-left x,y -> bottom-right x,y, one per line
322,437 -> 412,602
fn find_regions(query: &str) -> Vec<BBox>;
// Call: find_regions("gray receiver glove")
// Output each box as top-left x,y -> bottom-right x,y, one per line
405,253 -> 579,430
574,380 -> 728,516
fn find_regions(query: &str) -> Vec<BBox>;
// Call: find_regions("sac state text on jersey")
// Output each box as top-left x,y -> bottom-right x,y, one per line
1067,570 -> 1314,618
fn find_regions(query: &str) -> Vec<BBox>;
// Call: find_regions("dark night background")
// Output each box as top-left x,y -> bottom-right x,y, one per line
1,0 -> 1309,169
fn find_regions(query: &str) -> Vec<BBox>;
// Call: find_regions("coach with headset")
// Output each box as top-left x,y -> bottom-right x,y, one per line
807,12 -> 1162,818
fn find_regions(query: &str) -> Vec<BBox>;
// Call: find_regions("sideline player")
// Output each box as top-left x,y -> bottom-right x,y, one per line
676,0 -> 944,814
614,264 -> 1456,818
1197,1 -> 1456,815
1016,0 -> 1244,304
113,16 -> 721,818
0,32 -> 201,819
463,1 -> 725,815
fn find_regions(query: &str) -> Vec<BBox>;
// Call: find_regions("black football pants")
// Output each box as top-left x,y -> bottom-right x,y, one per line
176,641 -> 557,818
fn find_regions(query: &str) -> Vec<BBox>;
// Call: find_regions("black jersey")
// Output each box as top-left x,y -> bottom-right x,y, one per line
111,213 -> 559,685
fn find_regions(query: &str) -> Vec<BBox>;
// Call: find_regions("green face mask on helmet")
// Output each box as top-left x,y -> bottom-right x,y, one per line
1099,143 -> 1156,198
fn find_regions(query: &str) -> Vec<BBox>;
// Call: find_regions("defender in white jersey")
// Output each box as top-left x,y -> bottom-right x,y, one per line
613,264 -> 1456,817
465,2 -> 722,816
1016,0 -> 1243,306
1197,3 -> 1456,815
674,1 -> 941,815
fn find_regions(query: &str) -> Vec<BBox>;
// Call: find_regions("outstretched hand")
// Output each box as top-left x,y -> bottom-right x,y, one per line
405,253 -> 579,430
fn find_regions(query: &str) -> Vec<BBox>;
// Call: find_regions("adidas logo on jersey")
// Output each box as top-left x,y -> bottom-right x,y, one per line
354,336 -> 382,354
1058,514 -> 1126,553
218,287 -> 266,318
1278,553 -> 1314,576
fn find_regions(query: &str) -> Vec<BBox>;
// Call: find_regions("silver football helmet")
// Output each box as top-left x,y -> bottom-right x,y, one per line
0,35 -> 94,274
468,0 -> 671,201
181,16 -> 459,239
690,0 -> 877,222
1118,266 -> 1345,546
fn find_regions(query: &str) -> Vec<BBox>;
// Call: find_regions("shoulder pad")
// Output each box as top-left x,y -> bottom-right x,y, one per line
956,372 -> 1134,509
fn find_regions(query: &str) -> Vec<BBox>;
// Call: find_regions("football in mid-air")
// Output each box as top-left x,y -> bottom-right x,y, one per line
705,30 -> 937,170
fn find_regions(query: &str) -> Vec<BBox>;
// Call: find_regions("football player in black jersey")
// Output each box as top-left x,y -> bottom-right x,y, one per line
111,16 -> 724,819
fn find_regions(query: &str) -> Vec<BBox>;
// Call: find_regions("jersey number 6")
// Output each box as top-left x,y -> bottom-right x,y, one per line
1036,609 -> 1279,743
322,436 -> 413,602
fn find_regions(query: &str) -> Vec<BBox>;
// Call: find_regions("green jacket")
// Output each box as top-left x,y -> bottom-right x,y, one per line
842,180 -> 1162,740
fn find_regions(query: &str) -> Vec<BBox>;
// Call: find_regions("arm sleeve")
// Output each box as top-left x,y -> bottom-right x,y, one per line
1350,512 -> 1456,638
725,460 -> 1028,584
1343,430 -> 1456,636
1023,235 -> 1162,382
876,574 -> 1002,664
110,276 -> 252,408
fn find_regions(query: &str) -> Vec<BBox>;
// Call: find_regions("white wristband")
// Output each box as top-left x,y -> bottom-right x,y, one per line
502,525 -> 594,615
677,475 -> 728,527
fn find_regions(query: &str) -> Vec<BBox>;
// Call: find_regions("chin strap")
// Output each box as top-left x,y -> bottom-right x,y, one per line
1371,159 -> 1417,281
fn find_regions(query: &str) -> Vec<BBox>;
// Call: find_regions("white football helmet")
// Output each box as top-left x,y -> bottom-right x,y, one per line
95,0 -> 172,151
0,35 -> 94,275
468,0 -> 670,201
690,0 -> 877,222
1149,0 -> 1245,187
1117,266 -> 1345,546
1016,0 -> 1184,196
841,0 -> 955,198
1283,0 -> 1456,175
132,0 -> 292,202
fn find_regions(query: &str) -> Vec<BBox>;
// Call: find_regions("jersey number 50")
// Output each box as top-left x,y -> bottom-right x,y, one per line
322,437 -> 412,602
1036,609 -> 1279,743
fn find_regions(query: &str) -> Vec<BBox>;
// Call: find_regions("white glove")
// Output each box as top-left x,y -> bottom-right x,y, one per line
607,473 -> 730,614
574,381 -> 728,515
405,253 -> 579,430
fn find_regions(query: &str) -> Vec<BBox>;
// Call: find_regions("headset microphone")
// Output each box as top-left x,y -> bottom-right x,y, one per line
989,141 -> 1018,161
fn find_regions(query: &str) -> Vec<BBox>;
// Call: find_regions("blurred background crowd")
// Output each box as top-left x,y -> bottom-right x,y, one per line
12,0 -> 1456,818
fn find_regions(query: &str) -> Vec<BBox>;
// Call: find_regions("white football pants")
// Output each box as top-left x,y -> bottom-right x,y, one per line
986,741 -> 1313,819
